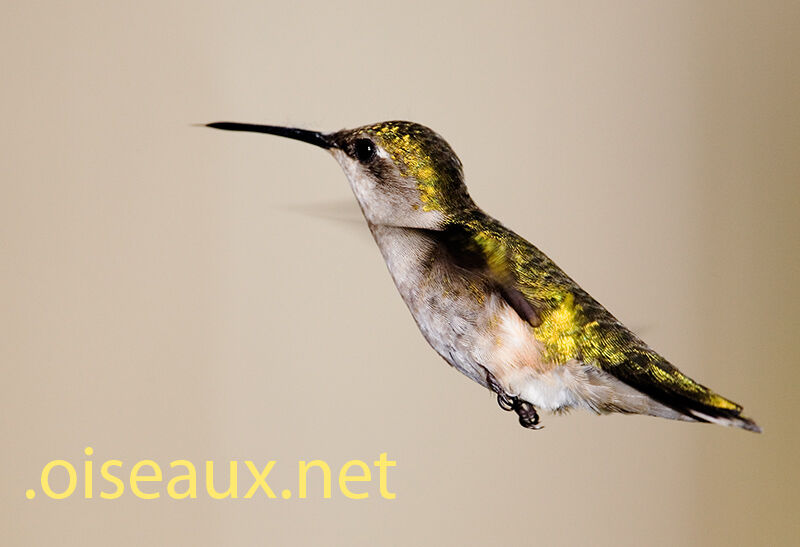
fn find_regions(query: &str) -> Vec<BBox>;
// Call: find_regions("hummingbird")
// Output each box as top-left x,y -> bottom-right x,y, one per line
205,120 -> 761,433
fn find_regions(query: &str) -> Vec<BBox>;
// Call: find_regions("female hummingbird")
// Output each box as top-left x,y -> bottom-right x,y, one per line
206,120 -> 760,433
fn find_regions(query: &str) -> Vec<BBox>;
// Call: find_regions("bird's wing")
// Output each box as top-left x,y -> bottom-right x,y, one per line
441,215 -> 758,429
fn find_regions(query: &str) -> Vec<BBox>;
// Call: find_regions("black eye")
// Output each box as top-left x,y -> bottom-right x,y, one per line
354,138 -> 376,163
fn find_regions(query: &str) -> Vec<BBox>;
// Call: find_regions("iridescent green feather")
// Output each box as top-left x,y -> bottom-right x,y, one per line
450,213 -> 742,414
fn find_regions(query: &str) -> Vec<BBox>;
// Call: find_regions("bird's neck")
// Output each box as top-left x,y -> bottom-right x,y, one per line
367,223 -> 438,296
365,203 -> 492,294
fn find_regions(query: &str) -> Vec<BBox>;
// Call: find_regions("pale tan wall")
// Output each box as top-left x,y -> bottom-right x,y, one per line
2,2 -> 798,546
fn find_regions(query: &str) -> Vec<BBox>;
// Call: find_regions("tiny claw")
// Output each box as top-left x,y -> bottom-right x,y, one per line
518,417 -> 544,430
497,392 -> 515,411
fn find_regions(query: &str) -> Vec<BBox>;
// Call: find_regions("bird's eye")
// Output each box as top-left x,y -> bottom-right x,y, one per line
354,138 -> 376,163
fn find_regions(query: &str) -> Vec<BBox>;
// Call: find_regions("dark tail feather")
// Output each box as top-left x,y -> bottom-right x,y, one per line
645,383 -> 762,433
612,353 -> 762,433
687,407 -> 762,433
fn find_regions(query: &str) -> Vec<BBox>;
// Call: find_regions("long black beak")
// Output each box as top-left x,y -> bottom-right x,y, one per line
205,122 -> 333,149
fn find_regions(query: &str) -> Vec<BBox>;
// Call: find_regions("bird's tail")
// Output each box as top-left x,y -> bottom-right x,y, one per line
685,405 -> 762,433
651,369 -> 762,433
608,352 -> 762,433
647,378 -> 762,433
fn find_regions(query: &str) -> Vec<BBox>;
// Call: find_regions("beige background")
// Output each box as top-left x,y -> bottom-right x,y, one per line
2,1 -> 799,545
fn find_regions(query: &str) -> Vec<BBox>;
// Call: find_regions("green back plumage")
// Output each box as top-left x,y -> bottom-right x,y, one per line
445,212 -> 745,418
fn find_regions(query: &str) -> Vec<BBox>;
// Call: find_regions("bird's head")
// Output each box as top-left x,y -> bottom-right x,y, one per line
206,120 -> 475,228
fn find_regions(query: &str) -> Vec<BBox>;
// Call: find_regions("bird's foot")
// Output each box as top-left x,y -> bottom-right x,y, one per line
486,372 -> 514,410
485,370 -> 544,430
513,400 -> 543,430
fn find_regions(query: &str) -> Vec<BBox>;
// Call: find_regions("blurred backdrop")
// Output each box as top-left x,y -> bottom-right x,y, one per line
2,1 -> 798,545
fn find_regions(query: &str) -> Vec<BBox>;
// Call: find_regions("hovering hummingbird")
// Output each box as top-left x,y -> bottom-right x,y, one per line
205,120 -> 761,433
